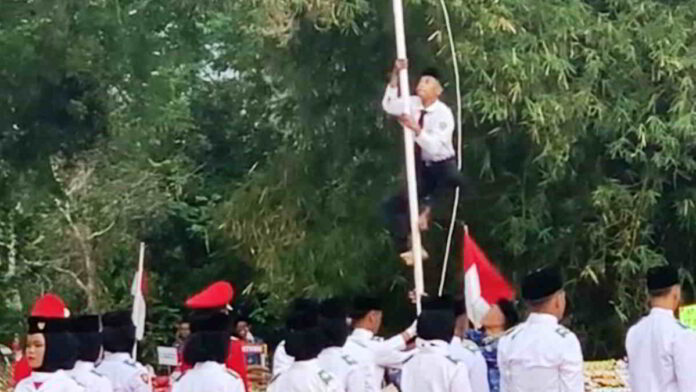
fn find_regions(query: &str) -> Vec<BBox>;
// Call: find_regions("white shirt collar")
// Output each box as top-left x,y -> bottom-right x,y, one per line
194,361 -> 224,371
321,346 -> 342,355
30,371 -> 61,382
292,359 -> 319,369
421,100 -> 441,112
103,352 -> 131,361
417,340 -> 450,355
650,307 -> 676,318
527,312 -> 559,325
351,328 -> 374,340
74,361 -> 95,372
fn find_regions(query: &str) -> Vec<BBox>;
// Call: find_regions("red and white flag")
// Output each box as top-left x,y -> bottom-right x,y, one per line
462,229 -> 515,328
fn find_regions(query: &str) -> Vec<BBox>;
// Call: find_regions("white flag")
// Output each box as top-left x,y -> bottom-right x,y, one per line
131,242 -> 146,341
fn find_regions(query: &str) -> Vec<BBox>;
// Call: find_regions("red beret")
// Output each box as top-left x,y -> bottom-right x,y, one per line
31,294 -> 69,318
185,281 -> 235,309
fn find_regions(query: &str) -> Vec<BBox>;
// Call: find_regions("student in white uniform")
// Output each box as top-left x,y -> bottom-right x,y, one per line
343,296 -> 416,392
69,315 -> 113,392
382,58 -> 472,264
15,311 -> 84,392
173,313 -> 245,392
497,267 -> 584,392
626,265 -> 696,392
450,298 -> 490,392
317,298 -> 364,392
401,301 -> 473,392
272,298 -> 319,378
269,327 -> 342,392
95,311 -> 152,392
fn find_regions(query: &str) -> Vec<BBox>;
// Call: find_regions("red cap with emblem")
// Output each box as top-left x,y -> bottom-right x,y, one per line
185,281 -> 235,309
31,294 -> 70,318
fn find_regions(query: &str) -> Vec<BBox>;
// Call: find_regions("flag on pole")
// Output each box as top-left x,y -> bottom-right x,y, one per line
462,228 -> 515,328
131,242 -> 147,341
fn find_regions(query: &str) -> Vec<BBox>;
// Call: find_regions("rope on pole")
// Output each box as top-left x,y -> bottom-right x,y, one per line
391,0 -> 425,314
437,0 -> 463,297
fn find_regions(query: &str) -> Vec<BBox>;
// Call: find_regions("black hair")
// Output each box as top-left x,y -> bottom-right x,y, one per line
417,310 -> 455,342
36,332 -> 79,372
285,328 -> 324,361
497,299 -> 520,330
350,296 -> 382,321
182,331 -> 229,365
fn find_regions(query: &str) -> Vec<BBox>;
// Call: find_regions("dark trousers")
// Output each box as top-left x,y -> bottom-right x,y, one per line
383,158 -> 471,253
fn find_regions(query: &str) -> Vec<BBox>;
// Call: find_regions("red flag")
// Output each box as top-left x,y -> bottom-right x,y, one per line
463,229 -> 515,327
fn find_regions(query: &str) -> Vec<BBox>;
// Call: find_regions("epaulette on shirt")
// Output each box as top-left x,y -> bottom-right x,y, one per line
554,326 -> 572,338
677,320 -> 690,330
445,355 -> 461,365
318,369 -> 334,386
372,336 -> 385,342
123,359 -> 137,368
341,354 -> 358,366
462,340 -> 481,353
225,369 -> 241,379
90,369 -> 106,378
68,374 -> 87,388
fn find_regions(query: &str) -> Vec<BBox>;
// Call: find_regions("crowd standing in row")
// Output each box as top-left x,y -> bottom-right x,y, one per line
267,265 -> 696,392
7,265 -> 696,392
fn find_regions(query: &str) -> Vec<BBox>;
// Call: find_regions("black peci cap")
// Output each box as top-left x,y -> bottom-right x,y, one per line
647,265 -> 679,291
191,312 -> 230,333
417,310 -> 455,342
28,317 -> 71,334
422,295 -> 454,313
319,298 -> 348,320
351,296 -> 383,319
420,67 -> 441,81
102,310 -> 134,328
521,267 -> 563,301
70,315 -> 101,334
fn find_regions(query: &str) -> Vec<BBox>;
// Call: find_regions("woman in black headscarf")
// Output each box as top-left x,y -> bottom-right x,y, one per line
14,309 -> 82,391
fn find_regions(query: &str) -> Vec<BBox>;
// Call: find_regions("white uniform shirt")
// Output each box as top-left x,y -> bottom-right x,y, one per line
272,340 -> 294,377
15,370 -> 85,392
318,346 -> 365,392
626,307 -> 696,392
268,359 -> 342,392
343,328 -> 412,392
450,337 -> 490,392
497,313 -> 583,392
172,361 -> 244,392
400,340 -> 472,392
382,85 -> 456,163
95,352 -> 152,392
70,361 -> 114,392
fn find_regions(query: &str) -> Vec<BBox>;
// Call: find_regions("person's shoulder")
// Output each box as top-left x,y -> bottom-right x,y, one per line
13,376 -> 32,391
340,352 -> 359,367
461,338 -> 481,354
224,367 -> 242,380
434,100 -> 454,116
62,372 -> 86,390
499,323 -> 525,344
317,368 -> 337,387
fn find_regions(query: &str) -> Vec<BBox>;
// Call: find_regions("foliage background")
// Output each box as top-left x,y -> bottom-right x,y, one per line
2,0 -> 696,362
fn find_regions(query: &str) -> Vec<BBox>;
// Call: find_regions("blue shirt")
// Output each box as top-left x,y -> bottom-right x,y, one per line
467,330 -> 501,392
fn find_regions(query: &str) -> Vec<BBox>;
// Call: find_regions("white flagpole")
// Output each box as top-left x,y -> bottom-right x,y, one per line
392,0 -> 425,314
